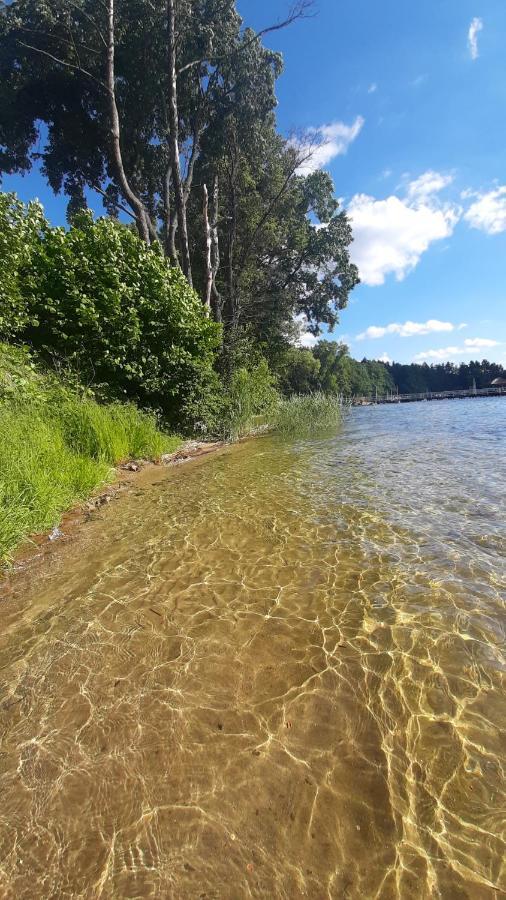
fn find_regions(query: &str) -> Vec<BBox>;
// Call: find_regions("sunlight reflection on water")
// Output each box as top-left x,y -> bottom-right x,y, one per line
0,398 -> 505,898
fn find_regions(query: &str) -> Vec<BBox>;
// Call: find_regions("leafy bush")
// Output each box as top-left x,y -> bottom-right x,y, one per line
0,194 -> 46,339
0,197 -> 222,430
217,359 -> 280,439
272,392 -> 346,435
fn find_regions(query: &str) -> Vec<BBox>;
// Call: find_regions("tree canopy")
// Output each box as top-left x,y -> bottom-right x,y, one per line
0,0 -> 359,344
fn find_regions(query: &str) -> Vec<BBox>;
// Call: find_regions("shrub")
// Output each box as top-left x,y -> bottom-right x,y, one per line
217,359 -> 280,439
0,194 -> 46,339
0,197 -> 222,430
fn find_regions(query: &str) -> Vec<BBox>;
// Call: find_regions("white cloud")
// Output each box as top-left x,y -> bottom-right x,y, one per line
413,347 -> 461,361
464,338 -> 500,348
299,332 -> 318,348
414,338 -> 500,361
348,172 -> 460,285
377,353 -> 392,364
368,83 -> 378,94
464,186 -> 506,234
296,117 -> 365,175
294,313 -> 318,348
357,319 -> 457,340
468,17 -> 483,60
407,171 -> 454,203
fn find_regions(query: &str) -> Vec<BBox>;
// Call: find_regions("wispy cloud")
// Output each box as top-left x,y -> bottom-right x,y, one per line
295,117 -> 364,175
407,171 -> 454,203
464,338 -> 500,348
468,17 -> 483,60
368,83 -> 378,94
464,186 -> 506,234
414,338 -> 499,361
348,171 -> 460,286
357,320 -> 458,340
414,347 -> 461,361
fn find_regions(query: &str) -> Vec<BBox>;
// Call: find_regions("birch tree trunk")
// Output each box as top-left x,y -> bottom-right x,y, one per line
167,0 -> 193,286
203,184 -> 212,315
106,0 -> 152,245
210,176 -> 222,322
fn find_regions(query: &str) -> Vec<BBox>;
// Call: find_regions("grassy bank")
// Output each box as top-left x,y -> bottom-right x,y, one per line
0,345 -> 179,562
272,392 -> 346,435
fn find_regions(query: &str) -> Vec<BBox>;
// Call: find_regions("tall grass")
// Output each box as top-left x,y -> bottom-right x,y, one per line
272,392 -> 346,435
0,398 -> 180,562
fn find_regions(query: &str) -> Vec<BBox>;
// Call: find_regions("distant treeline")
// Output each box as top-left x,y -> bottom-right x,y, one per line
383,359 -> 505,395
279,342 -> 505,398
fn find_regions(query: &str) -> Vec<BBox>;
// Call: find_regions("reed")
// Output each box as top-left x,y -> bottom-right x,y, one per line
272,392 -> 346,435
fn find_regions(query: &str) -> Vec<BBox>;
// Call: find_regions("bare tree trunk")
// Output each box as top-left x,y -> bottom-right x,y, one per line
203,184 -> 212,315
224,149 -> 239,332
163,164 -> 179,264
106,0 -> 153,244
167,0 -> 192,285
210,175 -> 222,322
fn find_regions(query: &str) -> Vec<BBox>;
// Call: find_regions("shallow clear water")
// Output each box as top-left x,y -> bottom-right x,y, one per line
0,398 -> 505,899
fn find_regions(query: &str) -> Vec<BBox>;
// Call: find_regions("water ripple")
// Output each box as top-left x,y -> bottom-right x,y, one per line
0,398 -> 505,898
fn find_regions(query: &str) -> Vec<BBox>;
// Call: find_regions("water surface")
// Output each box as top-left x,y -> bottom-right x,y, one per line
1,398 -> 505,898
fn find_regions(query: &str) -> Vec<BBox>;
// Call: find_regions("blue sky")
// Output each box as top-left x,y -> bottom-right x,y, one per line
3,0 -> 506,366
241,0 -> 506,365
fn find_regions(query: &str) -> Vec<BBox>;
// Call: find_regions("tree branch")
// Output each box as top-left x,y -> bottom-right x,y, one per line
92,184 -> 137,220
177,0 -> 316,76
66,0 -> 108,49
17,41 -> 105,87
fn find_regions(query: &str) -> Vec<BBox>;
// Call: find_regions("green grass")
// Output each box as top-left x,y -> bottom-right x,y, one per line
272,392 -> 346,435
0,345 -> 180,562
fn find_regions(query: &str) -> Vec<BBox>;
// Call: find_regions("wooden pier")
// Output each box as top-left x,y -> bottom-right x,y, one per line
353,386 -> 506,406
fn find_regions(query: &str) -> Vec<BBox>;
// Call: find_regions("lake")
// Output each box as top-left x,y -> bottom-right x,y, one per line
1,398 -> 505,898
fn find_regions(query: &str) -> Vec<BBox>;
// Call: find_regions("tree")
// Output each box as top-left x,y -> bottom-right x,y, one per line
278,348 -> 321,395
192,123 -> 359,340
0,0 -> 360,348
312,340 -> 350,393
0,1 -> 311,265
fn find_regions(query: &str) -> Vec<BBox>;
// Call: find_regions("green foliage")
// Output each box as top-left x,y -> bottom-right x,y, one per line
204,133 -> 359,341
272,393 -> 345,435
278,348 -> 321,395
386,359 -> 506,393
0,344 -> 180,561
51,400 -> 176,464
0,194 -> 46,338
0,0 -> 360,345
0,405 -> 111,562
217,359 -> 280,440
0,199 -> 221,429
275,341 -> 399,399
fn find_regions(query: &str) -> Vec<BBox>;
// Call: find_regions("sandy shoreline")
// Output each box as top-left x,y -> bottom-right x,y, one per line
1,440 -> 228,580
